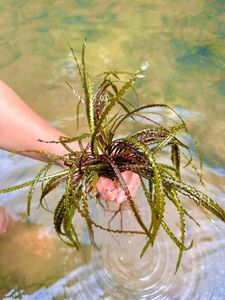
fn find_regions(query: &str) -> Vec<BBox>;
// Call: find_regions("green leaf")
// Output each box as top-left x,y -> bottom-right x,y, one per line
91,76 -> 136,155
27,162 -> 53,216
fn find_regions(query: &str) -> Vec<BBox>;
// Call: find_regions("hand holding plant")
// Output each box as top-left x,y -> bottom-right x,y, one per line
0,40 -> 224,273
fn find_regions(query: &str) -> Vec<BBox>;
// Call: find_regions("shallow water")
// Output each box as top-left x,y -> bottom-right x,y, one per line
0,0 -> 225,299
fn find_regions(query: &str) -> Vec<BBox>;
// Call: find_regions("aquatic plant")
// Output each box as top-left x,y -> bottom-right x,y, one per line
1,40 -> 225,272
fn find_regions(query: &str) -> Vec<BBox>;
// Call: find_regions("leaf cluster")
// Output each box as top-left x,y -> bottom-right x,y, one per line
1,40 -> 225,273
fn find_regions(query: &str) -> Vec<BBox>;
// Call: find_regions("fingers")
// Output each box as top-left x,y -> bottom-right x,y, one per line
0,206 -> 12,235
96,177 -> 117,201
96,171 -> 141,204
116,171 -> 141,204
122,171 -> 141,197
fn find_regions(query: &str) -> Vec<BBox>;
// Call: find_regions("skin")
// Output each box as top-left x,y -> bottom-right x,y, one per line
0,206 -> 14,235
0,81 -> 140,235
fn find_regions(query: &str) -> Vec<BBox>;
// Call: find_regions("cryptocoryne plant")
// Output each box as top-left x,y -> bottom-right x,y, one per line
1,40 -> 225,272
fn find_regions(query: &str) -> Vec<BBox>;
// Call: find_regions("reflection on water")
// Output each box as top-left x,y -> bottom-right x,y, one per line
1,153 -> 225,299
0,0 -> 225,299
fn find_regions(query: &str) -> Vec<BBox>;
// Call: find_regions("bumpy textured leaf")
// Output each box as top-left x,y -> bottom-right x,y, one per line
0,40 -> 224,273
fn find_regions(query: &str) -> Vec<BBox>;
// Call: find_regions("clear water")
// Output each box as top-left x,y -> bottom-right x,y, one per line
0,0 -> 225,299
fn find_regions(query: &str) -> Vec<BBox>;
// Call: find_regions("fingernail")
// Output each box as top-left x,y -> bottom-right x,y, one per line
103,188 -> 117,201
108,189 -> 117,201
117,194 -> 127,204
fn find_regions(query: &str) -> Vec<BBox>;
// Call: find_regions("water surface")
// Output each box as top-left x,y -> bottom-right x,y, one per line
0,1 -> 225,299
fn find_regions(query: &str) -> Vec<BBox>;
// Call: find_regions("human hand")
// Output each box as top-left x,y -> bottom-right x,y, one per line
96,171 -> 141,204
0,206 -> 14,235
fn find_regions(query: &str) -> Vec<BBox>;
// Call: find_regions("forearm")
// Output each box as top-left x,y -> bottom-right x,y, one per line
0,81 -> 140,206
0,80 -> 79,162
